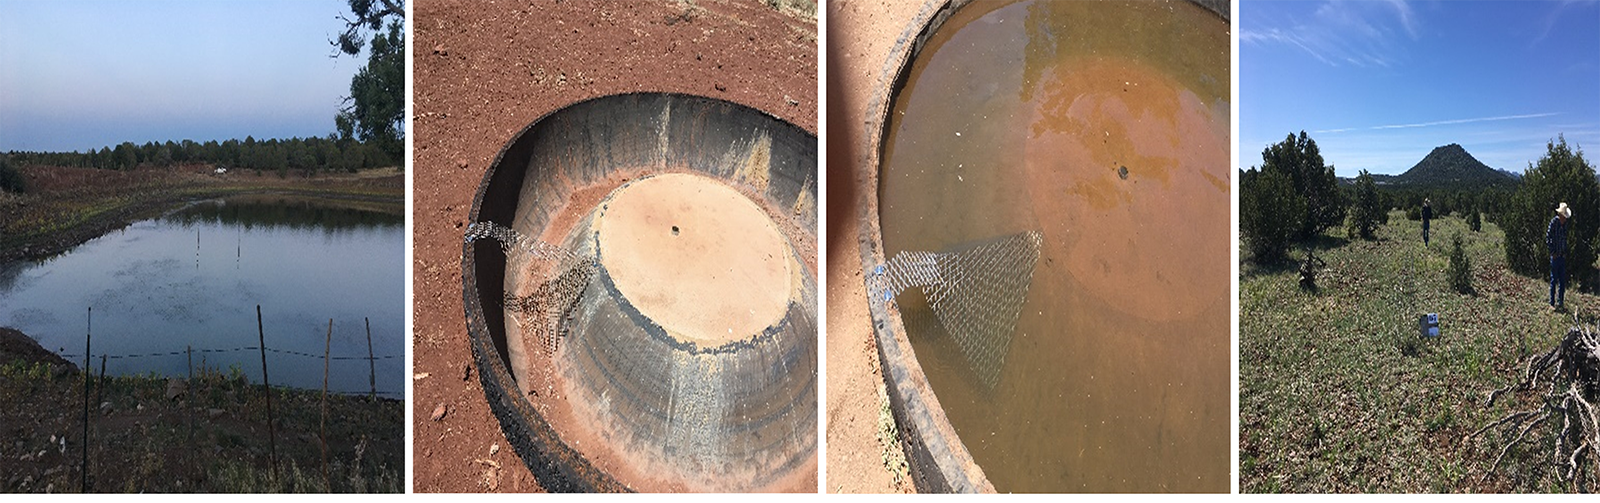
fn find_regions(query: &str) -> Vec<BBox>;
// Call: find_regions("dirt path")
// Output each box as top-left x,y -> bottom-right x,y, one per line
411,0 -> 816,492
823,0 -> 926,494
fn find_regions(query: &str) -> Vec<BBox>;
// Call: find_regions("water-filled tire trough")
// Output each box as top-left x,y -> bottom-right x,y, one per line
857,0 -> 1229,493
463,93 -> 817,492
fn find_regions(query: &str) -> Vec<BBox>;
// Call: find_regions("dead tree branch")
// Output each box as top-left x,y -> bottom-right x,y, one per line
1472,325 -> 1600,491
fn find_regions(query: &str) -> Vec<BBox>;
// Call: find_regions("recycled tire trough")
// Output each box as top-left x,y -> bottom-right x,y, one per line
462,93 -> 818,492
856,0 -> 1229,493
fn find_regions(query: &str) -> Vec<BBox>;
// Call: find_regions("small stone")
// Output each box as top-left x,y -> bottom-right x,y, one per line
490,443 -> 500,455
432,44 -> 448,56
456,159 -> 469,170
462,363 -> 474,381
431,403 -> 448,421
714,83 -> 727,92
207,408 -> 225,419
1118,166 -> 1129,180
165,378 -> 187,400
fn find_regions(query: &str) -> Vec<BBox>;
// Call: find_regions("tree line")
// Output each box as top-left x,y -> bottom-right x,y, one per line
1243,131 -> 1600,291
4,135 -> 393,176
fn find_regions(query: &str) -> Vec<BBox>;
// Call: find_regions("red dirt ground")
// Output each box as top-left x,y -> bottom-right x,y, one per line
411,0 -> 816,492
822,0 -> 926,494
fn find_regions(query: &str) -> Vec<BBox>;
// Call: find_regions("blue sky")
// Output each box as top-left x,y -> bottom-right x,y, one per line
0,0 -> 367,153
1242,0 -> 1600,177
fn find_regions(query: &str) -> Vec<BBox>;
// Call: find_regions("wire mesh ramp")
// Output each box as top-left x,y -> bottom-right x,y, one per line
867,231 -> 1043,391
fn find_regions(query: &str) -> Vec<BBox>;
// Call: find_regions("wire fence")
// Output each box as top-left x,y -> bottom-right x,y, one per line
64,305 -> 402,491
56,346 -> 406,397
55,339 -> 406,398
61,347 -> 403,362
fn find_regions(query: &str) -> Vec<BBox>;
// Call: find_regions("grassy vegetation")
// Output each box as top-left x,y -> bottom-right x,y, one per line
0,358 -> 402,493
1241,209 -> 1588,493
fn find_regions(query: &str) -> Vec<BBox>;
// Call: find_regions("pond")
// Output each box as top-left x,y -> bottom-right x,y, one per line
0,194 -> 404,397
878,0 -> 1230,492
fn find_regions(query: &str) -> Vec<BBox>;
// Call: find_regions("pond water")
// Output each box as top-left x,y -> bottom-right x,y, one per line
0,194 -> 404,397
878,0 -> 1229,492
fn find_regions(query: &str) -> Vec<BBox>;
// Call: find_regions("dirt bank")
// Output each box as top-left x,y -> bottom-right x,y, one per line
823,0 -> 926,494
412,0 -> 816,492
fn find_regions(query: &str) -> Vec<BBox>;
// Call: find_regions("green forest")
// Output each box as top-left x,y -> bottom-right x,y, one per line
5,135 -> 393,175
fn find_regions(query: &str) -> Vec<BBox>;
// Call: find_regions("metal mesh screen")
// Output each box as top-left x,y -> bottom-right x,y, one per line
870,231 -> 1043,390
466,221 -> 596,355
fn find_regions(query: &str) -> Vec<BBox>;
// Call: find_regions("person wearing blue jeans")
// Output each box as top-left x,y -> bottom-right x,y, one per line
1548,202 -> 1571,310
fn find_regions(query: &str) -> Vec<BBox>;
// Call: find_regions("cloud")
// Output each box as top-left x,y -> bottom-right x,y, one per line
1531,0 -> 1595,48
1306,115 -> 1600,176
1242,0 -> 1420,68
1314,112 -> 1562,134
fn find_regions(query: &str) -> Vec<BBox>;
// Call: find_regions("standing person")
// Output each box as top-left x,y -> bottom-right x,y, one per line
1421,198 -> 1433,246
1548,202 -> 1572,311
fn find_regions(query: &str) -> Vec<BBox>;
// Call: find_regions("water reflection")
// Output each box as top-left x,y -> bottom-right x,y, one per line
0,195 -> 403,396
165,194 -> 403,232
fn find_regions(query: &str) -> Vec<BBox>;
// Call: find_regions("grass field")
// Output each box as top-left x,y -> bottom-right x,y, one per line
1240,209 -> 1593,493
0,357 -> 403,493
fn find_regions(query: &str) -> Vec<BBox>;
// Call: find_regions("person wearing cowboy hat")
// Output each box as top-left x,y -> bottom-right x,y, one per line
1547,202 -> 1572,310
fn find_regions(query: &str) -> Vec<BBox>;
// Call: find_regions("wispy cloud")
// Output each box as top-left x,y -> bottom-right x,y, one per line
1315,112 -> 1562,134
1309,117 -> 1599,176
1241,0 -> 1420,68
1531,0 -> 1593,48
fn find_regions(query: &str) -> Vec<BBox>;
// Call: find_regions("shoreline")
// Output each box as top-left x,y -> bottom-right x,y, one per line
0,166 -> 403,264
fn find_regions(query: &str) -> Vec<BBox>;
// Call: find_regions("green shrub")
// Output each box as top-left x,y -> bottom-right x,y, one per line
1503,135 -> 1600,290
1467,208 -> 1482,232
1346,170 -> 1382,240
1449,234 -> 1473,294
1406,206 -> 1422,221
1259,131 -> 1345,240
0,154 -> 26,194
1242,168 -> 1305,264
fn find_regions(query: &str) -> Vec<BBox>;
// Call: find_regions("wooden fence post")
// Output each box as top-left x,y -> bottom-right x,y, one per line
81,306 -> 90,492
322,318 -> 332,491
258,305 -> 276,480
97,354 -> 106,412
366,317 -> 375,400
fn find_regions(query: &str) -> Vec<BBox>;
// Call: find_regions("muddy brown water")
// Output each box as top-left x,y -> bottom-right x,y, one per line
877,0 -> 1229,492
